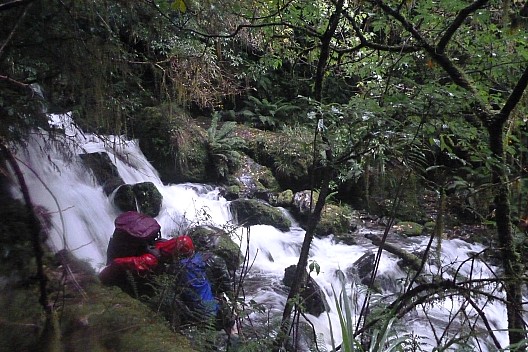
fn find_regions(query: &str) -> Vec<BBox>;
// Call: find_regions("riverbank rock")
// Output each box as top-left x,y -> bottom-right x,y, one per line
187,225 -> 241,271
282,265 -> 328,316
268,189 -> 294,208
230,155 -> 281,200
0,246 -> 195,352
316,203 -> 355,237
290,190 -> 355,237
393,221 -> 423,237
133,104 -> 210,184
234,125 -> 321,191
292,190 -> 319,216
230,199 -> 291,231
348,251 -> 376,284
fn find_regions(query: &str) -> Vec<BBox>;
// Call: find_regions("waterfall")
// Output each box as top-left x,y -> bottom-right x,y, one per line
7,113 -> 514,351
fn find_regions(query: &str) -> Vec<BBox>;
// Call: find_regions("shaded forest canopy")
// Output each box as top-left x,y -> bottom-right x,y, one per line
2,0 -> 528,351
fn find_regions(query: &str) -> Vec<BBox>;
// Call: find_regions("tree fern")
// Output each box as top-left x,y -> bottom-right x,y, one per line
207,113 -> 245,179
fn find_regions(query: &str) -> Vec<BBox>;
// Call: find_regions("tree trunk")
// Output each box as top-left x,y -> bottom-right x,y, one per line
488,122 -> 526,347
0,143 -> 61,350
275,1 -> 344,350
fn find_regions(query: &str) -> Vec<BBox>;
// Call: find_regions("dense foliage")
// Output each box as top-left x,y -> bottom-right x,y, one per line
2,0 -> 528,350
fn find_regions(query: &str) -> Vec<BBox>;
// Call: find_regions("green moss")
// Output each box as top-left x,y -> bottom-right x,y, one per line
257,168 -> 281,192
59,285 -> 195,352
394,221 -> 424,237
230,199 -> 291,231
133,182 -> 163,217
132,105 -> 210,184
234,125 -> 317,190
0,288 -> 43,351
187,226 -> 242,271
422,221 -> 436,235
0,200 -> 34,277
215,233 -> 242,271
0,215 -> 196,352
269,189 -> 294,207
316,203 -> 352,236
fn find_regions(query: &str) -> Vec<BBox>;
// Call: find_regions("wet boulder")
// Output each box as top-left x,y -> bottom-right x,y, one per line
79,152 -> 124,195
187,225 -> 241,271
268,189 -> 294,208
231,156 -> 281,200
316,203 -> 355,237
292,190 -> 355,237
347,251 -> 376,284
113,182 -> 163,217
134,104 -> 210,184
283,265 -> 328,316
393,221 -> 424,237
292,190 -> 319,216
230,199 -> 291,231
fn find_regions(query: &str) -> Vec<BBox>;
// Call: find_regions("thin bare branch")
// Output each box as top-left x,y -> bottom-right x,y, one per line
0,0 -> 32,12
0,75 -> 30,93
0,1 -> 32,60
466,296 -> 503,350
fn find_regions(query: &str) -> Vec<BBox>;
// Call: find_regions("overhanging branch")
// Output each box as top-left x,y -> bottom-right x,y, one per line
437,0 -> 489,53
370,0 -> 493,126
497,65 -> 528,125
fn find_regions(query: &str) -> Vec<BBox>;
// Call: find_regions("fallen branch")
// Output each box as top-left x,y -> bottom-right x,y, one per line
364,232 -> 422,272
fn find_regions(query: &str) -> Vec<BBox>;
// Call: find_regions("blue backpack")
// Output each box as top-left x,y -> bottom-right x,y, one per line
180,252 -> 218,317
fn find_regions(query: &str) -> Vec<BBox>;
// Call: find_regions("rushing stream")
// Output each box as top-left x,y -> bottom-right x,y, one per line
8,113 -> 516,351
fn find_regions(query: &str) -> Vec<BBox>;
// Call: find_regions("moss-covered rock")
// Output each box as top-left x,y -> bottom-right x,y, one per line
0,199 -> 34,279
132,104 -> 209,184
422,221 -> 436,235
393,221 -> 424,237
316,203 -> 353,237
113,181 -> 163,217
0,287 -> 43,351
0,250 -> 196,352
187,225 -> 241,271
230,199 -> 291,232
231,155 -> 281,200
292,190 -> 320,216
59,285 -> 195,352
282,265 -> 328,317
79,151 -> 125,195
269,189 -> 294,207
234,125 -> 322,191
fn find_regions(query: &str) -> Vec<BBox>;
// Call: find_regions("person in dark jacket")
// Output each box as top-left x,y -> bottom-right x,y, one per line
99,235 -> 180,297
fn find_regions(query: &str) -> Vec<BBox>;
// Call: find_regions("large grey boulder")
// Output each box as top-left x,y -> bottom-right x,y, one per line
231,156 -> 281,200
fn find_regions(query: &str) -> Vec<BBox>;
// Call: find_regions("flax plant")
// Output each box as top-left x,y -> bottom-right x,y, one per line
327,270 -> 409,352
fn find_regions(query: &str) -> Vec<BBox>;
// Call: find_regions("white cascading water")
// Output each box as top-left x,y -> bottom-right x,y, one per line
8,113 -> 513,351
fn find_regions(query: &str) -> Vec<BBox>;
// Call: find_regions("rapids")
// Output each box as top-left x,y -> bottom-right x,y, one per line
7,113 -> 515,351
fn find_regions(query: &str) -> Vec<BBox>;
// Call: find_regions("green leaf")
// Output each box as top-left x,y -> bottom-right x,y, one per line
171,0 -> 187,13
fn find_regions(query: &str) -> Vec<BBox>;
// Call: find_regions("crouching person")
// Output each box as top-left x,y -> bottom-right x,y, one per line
169,235 -> 237,335
98,211 -> 179,298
